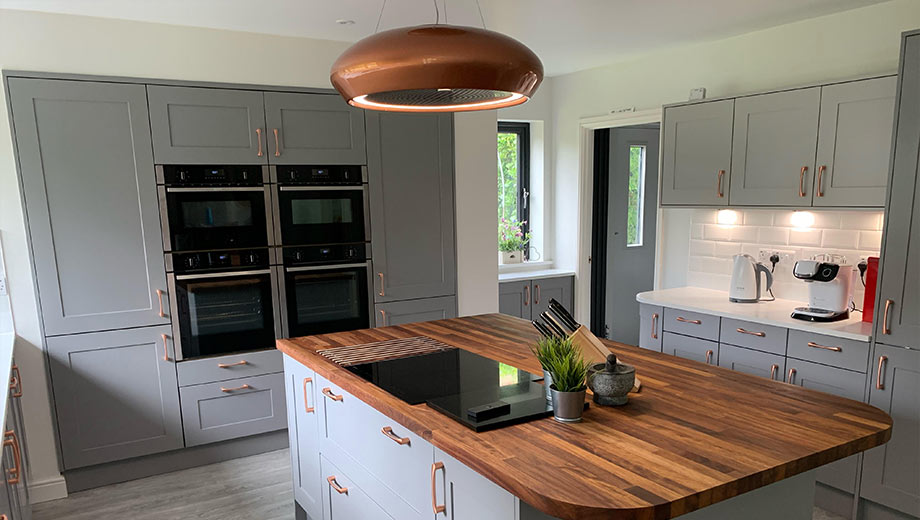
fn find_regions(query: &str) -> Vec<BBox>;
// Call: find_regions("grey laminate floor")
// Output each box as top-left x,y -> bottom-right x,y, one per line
33,448 -> 847,520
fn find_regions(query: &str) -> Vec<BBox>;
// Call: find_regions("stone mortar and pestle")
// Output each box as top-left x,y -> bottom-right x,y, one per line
587,354 -> 636,406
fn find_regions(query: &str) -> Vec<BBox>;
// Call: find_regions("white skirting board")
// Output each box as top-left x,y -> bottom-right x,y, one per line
28,474 -> 67,503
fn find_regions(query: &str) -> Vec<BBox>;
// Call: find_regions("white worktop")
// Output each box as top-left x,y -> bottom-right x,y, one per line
637,287 -> 874,342
498,268 -> 575,282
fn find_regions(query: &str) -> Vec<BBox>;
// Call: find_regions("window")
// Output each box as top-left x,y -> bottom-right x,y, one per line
626,144 -> 646,247
497,122 -> 530,252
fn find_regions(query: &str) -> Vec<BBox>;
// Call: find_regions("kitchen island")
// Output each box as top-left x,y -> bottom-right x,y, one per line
277,313 -> 892,520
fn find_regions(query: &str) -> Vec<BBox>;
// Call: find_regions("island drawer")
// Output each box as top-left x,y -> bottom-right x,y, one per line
178,349 -> 282,387
719,318 -> 787,355
179,372 -> 287,447
320,455 -> 395,520
787,331 -> 869,373
663,308 -> 720,341
317,375 -> 433,520
662,332 -> 719,365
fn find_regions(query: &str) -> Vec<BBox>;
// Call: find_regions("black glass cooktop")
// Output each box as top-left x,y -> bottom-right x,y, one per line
345,348 -> 556,432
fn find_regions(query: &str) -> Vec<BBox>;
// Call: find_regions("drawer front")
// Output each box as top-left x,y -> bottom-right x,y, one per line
662,332 -> 719,365
663,308 -> 720,341
177,349 -> 283,387
318,375 -> 432,519
718,343 -> 785,382
180,372 -> 287,447
787,330 -> 870,373
719,318 -> 788,355
638,304 -> 663,352
321,455 -> 395,520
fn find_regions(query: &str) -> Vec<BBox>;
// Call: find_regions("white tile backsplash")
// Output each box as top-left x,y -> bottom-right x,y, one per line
683,209 -> 883,302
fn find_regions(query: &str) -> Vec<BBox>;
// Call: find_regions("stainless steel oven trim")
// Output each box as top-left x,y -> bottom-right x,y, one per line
270,184 -> 283,247
157,185 -> 172,252
261,165 -> 271,184
270,266 -> 283,341
277,186 -> 366,192
166,273 -> 183,361
366,260 -> 375,328
165,187 -> 266,193
284,262 -> 369,273
174,269 -> 272,281
264,186 -> 277,247
269,164 -> 279,184
363,188 -> 371,242
274,265 -> 289,338
155,165 -> 166,184
361,165 -> 368,183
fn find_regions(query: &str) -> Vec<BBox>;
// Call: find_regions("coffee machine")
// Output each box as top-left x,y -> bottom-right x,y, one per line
791,257 -> 855,322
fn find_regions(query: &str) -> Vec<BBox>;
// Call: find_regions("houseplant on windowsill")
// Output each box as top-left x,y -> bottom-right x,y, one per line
499,218 -> 531,264
533,336 -> 590,422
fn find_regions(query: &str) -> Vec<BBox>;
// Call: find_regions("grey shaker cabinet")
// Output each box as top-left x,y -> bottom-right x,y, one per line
45,325 -> 183,469
367,112 -> 456,302
3,365 -> 30,520
813,76 -> 896,207
375,296 -> 457,327
264,92 -> 366,165
661,332 -> 718,365
861,344 -> 920,517
7,78 -> 170,336
718,344 -> 784,382
730,88 -> 821,206
660,99 -> 734,206
434,447 -> 516,520
147,85 -> 268,164
283,355 -> 323,520
531,277 -> 574,322
638,304 -> 662,352
499,281 -> 530,320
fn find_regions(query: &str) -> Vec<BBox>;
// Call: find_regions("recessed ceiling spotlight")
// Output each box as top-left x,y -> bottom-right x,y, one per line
336,19 -> 355,25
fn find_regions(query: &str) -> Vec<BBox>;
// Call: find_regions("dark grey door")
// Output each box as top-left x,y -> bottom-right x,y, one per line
375,296 -> 457,327
367,113 -> 456,302
147,85 -> 267,164
7,78 -> 170,336
814,76 -> 896,207
875,35 -> 920,349
264,92 -> 366,165
498,281 -> 530,320
861,344 -> 919,516
605,127 -> 659,345
730,88 -> 821,206
46,326 -> 183,469
660,100 -> 733,206
283,355 -> 323,519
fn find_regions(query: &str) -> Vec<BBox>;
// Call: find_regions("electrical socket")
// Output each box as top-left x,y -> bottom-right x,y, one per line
758,249 -> 795,267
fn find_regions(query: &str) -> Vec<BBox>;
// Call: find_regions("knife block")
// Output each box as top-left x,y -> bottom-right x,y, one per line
568,326 -> 642,393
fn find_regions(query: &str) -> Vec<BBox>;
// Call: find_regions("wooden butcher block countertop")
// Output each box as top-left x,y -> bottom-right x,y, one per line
277,313 -> 892,520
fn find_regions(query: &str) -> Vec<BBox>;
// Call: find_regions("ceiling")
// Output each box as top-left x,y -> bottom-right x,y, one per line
0,0 -> 891,76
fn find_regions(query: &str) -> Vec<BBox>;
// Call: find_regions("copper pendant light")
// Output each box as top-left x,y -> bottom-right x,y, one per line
330,3 -> 543,112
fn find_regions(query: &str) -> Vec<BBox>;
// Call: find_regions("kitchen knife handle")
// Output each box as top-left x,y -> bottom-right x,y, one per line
799,166 -> 808,197
717,169 -> 725,198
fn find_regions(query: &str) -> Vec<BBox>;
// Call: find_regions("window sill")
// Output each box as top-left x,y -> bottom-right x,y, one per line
498,260 -> 553,274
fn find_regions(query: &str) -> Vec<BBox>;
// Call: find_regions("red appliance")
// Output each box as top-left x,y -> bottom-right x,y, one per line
862,257 -> 879,323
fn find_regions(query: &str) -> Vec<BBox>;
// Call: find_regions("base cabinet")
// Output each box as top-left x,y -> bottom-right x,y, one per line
2,360 -> 30,520
434,448 -> 515,520
321,455 -> 394,520
662,332 -> 718,365
498,276 -> 574,321
284,356 -> 323,520
638,304 -> 663,352
718,344 -> 784,382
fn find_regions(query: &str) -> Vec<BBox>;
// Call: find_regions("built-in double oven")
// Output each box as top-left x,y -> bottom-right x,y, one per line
271,165 -> 373,338
157,165 -> 281,361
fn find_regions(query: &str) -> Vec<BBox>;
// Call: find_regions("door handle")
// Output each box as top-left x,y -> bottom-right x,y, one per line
705,350 -> 713,364
381,426 -> 410,445
220,384 -> 252,393
807,341 -> 841,352
717,169 -> 725,198
156,289 -> 166,318
255,128 -> 264,157
787,367 -> 797,384
799,166 -> 808,197
876,356 -> 888,390
651,313 -> 659,340
816,165 -> 826,197
161,333 -> 170,362
534,284 -> 541,305
378,272 -> 385,297
322,387 -> 343,401
379,309 -> 387,326
736,328 -> 765,337
431,462 -> 446,514
524,284 -> 530,306
327,475 -> 348,495
9,365 -> 21,398
3,430 -> 21,485
273,128 -> 281,157
883,299 -> 894,335
217,360 -> 249,368
770,364 -> 779,381
676,316 -> 701,325
303,377 -> 315,413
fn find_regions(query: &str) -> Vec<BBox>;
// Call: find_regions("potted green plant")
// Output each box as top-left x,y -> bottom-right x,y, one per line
533,337 -> 590,422
498,218 -> 531,264
531,336 -> 566,402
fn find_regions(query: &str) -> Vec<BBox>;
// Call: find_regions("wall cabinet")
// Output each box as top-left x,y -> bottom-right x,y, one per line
283,356 -> 323,520
435,447 -> 516,520
498,276 -> 574,321
638,304 -> 662,352
375,296 -> 457,327
367,112 -> 456,302
8,78 -> 170,336
264,92 -> 366,165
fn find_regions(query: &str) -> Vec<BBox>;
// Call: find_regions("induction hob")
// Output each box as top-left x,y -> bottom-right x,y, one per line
344,348 -> 561,432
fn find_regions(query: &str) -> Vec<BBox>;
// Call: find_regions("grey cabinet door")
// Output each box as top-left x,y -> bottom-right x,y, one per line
147,85 -> 267,164
718,343 -> 784,382
434,447 -> 515,520
8,78 -> 170,336
499,281 -> 530,320
46,326 -> 183,469
3,404 -> 28,520
661,332 -> 718,365
814,77 -> 896,207
785,359 -> 864,493
283,356 -> 322,519
531,277 -> 574,322
730,88 -> 821,206
638,304 -> 662,352
875,35 -> 920,349
861,344 -> 919,516
375,296 -> 457,327
264,92 -> 366,165
0,431 -> 17,520
367,113 -> 456,302
660,100 -> 733,206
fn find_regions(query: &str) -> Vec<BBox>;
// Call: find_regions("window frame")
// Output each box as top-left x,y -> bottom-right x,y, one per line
497,121 -> 531,255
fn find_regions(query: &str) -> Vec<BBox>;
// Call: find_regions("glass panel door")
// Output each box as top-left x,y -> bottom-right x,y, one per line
285,264 -> 369,336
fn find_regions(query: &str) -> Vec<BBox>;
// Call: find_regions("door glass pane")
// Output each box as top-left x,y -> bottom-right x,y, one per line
291,198 -> 354,225
187,279 -> 266,336
627,145 -> 646,247
497,132 -> 519,222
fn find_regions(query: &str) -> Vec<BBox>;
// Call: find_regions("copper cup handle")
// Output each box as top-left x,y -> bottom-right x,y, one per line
9,365 -> 22,398
220,384 -> 252,393
770,364 -> 779,381
787,368 -> 797,384
807,341 -> 841,352
651,313 -> 659,340
217,360 -> 248,368
799,166 -> 808,197
156,289 -> 166,318
3,430 -> 21,485
273,128 -> 280,157
378,272 -> 385,297
302,377 -> 315,413
322,387 -> 343,401
883,299 -> 893,335
876,356 -> 888,390
381,426 -> 410,445
431,461 -> 446,514
327,475 -> 348,495
736,328 -> 765,337
816,165 -> 826,197
161,333 -> 170,362
705,350 -> 713,364
717,169 -> 725,198
255,128 -> 263,157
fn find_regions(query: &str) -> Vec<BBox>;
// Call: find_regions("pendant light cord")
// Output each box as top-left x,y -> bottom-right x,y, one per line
433,0 -> 440,24
374,0 -> 388,33
476,0 -> 486,29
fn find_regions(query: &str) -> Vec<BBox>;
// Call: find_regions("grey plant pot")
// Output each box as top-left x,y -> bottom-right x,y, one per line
542,370 -> 554,403
549,385 -> 586,423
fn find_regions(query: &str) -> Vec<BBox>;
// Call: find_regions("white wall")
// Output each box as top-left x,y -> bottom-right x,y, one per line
0,9 -> 497,500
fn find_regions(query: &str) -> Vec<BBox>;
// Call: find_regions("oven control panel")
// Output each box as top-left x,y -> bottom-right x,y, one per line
170,248 -> 270,273
283,243 -> 368,266
276,165 -> 364,185
160,165 -> 264,186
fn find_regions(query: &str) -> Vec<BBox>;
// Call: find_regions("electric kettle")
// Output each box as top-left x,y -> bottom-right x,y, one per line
729,254 -> 774,303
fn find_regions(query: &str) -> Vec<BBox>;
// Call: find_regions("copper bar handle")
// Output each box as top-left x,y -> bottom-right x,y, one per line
816,165 -> 826,197
217,360 -> 249,368
381,426 -> 410,445
799,166 -> 808,197
876,356 -> 888,390
379,309 -> 387,326
770,364 -> 779,381
156,289 -> 166,318
651,313 -> 659,340
807,341 -> 842,352
883,299 -> 894,335
9,365 -> 21,398
255,128 -> 263,157
303,377 -> 315,413
736,328 -> 765,337
2,514 -> 9,520
322,387 -> 343,401
676,316 -> 701,325
705,350 -> 713,364
327,475 -> 348,495
220,384 -> 252,393
273,128 -> 280,157
534,284 -> 541,305
3,430 -> 20,485
431,462 -> 446,514
378,272 -> 385,297
717,169 -> 725,198
161,333 -> 170,362
787,368 -> 797,384
524,284 -> 530,306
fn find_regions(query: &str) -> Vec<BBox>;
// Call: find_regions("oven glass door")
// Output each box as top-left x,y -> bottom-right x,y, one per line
166,188 -> 269,251
173,269 -> 277,359
277,187 -> 366,246
285,263 -> 370,337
